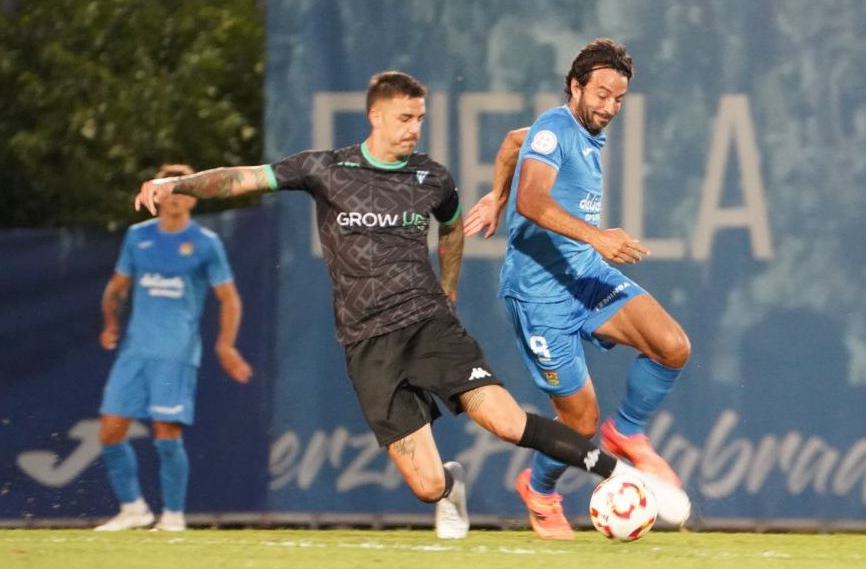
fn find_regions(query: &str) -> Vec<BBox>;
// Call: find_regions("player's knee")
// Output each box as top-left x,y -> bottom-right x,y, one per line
98,428 -> 125,446
575,415 -> 599,438
560,409 -> 599,438
656,329 -> 691,369
487,416 -> 524,443
410,473 -> 447,503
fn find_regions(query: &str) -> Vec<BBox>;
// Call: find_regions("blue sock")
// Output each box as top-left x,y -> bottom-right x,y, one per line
101,441 -> 142,504
615,355 -> 682,436
529,452 -> 569,495
154,438 -> 189,512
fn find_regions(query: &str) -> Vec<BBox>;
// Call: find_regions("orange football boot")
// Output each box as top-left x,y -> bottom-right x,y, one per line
600,418 -> 682,487
515,468 -> 574,540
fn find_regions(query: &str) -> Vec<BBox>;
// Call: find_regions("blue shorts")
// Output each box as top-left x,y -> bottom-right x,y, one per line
503,260 -> 645,397
100,354 -> 198,425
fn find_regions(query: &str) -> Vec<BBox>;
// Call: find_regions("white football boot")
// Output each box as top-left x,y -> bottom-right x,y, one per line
94,498 -> 155,531
435,461 -> 469,539
614,462 -> 691,525
151,510 -> 187,532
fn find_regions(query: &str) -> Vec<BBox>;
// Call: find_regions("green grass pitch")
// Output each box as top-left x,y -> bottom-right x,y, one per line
2,529 -> 865,569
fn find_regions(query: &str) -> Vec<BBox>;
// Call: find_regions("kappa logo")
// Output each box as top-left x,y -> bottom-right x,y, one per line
468,367 -> 492,381
583,448 -> 600,471
415,170 -> 429,184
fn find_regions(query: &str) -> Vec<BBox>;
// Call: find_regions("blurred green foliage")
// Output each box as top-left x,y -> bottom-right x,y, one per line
0,0 -> 264,228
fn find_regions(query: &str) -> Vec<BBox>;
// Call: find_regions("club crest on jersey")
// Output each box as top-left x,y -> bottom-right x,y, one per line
415,170 -> 429,184
530,130 -> 558,155
179,242 -> 195,256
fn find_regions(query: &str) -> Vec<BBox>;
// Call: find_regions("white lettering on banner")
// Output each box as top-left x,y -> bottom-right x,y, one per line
16,419 -> 148,487
310,91 -> 774,261
269,427 -> 403,491
691,95 -> 774,260
267,409 -> 866,507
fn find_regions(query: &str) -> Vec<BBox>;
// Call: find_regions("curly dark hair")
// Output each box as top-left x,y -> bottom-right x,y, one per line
564,38 -> 633,99
366,71 -> 427,113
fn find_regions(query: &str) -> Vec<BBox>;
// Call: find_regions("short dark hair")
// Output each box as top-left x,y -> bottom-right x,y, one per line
564,38 -> 633,99
366,70 -> 427,113
157,163 -> 194,178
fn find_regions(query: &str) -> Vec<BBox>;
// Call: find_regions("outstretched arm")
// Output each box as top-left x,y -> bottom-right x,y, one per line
212,282 -> 253,384
135,165 -> 273,216
100,273 -> 132,350
463,127 -> 528,238
438,214 -> 465,303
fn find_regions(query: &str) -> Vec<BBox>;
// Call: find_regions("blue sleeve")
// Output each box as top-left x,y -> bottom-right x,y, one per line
522,114 -> 571,172
205,237 -> 234,286
115,229 -> 135,276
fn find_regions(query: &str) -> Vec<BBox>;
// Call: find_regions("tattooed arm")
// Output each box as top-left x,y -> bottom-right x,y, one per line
438,214 -> 465,303
135,165 -> 273,216
100,273 -> 132,350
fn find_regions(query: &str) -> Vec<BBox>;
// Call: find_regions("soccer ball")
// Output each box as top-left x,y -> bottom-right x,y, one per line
589,473 -> 658,541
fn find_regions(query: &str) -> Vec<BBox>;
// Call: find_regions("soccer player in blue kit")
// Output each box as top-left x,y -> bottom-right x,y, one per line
132,71 -> 689,539
465,39 -> 691,539
95,164 -> 252,531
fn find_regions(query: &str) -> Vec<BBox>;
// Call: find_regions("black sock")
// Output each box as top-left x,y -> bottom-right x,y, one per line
441,463 -> 455,499
518,412 -> 616,478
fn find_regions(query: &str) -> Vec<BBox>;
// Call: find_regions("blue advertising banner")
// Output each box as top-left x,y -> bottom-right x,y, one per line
3,0 -> 866,527
0,209 -> 277,520
262,0 -> 866,522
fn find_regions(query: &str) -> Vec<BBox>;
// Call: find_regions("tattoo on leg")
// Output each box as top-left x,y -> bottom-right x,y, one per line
461,388 -> 487,413
391,438 -> 416,458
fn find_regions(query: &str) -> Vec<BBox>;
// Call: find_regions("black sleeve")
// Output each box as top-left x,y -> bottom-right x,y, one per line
269,150 -> 333,193
432,173 -> 461,225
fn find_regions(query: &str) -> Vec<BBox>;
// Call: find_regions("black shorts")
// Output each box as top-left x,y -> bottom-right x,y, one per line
344,314 -> 502,447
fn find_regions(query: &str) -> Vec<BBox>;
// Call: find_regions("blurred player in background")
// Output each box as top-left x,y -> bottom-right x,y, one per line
96,164 -> 252,531
464,38 -> 691,539
133,71 -> 690,539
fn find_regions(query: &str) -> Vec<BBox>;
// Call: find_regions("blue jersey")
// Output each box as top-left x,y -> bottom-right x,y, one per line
115,219 -> 233,366
499,105 -> 607,302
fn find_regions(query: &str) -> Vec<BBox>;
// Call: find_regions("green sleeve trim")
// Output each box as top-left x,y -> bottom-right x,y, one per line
264,165 -> 278,191
441,202 -> 462,227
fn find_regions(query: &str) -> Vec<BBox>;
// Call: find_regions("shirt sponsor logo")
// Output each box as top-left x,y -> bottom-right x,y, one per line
140,273 -> 185,298
530,130 -> 558,155
336,211 -> 428,229
468,367 -> 492,381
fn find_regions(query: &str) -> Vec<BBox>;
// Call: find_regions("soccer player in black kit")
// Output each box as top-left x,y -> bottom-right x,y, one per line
134,71 -> 690,539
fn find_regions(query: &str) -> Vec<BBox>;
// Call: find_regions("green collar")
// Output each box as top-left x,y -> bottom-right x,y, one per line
361,141 -> 409,170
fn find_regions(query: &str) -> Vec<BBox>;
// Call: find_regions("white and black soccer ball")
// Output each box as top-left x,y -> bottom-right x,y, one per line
589,473 -> 658,541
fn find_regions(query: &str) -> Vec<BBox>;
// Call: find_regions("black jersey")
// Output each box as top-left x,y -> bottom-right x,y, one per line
269,143 -> 461,344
